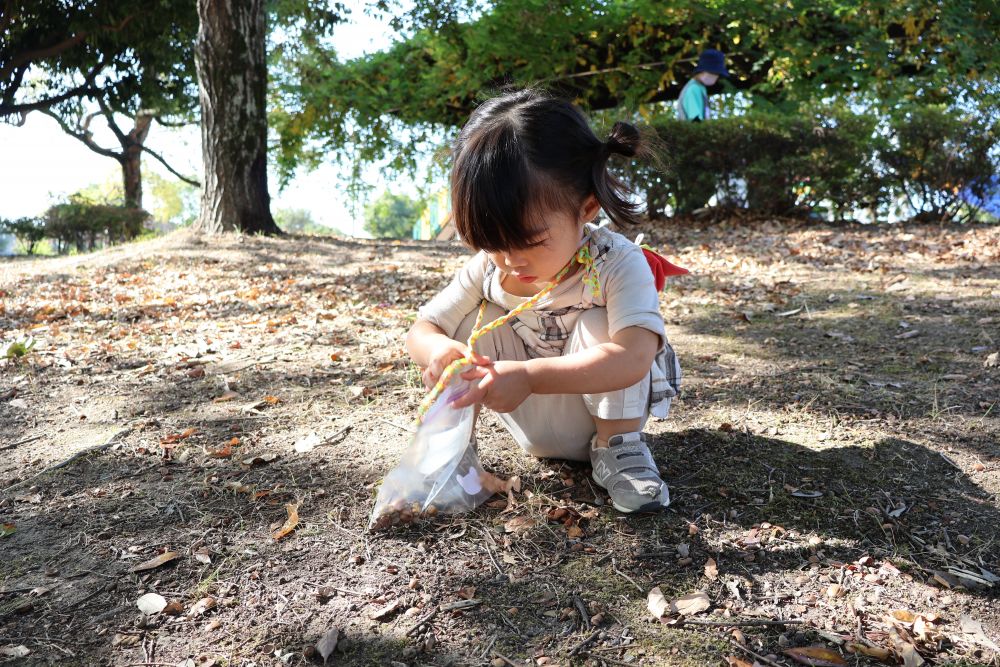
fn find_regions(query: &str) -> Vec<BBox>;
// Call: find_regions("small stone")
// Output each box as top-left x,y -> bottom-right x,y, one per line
827,584 -> 845,598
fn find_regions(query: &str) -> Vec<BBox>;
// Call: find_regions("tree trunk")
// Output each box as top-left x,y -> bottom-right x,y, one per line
193,0 -> 281,235
122,113 -> 153,209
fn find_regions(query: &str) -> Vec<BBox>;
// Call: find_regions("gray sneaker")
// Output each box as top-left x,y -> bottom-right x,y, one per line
590,432 -> 670,513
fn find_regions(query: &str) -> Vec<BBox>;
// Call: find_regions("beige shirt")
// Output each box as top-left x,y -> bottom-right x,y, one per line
418,222 -> 666,358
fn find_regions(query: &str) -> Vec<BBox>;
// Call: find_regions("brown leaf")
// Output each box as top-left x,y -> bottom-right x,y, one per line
263,395 -> 282,404
566,524 -> 584,539
782,646 -> 848,666
131,551 -> 179,572
213,390 -> 239,403
187,596 -> 216,619
847,642 -> 891,662
272,503 -> 300,540
704,558 -> 719,580
725,658 -> 753,667
192,549 -> 212,565
891,610 -> 916,623
456,586 -> 476,600
504,515 -> 536,534
316,627 -> 339,664
670,591 -> 711,616
242,452 -> 279,467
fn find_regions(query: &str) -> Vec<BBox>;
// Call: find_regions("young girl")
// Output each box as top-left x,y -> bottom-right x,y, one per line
406,89 -> 681,513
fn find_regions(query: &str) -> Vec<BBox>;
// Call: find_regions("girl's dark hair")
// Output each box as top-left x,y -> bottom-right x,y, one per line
451,88 -> 645,252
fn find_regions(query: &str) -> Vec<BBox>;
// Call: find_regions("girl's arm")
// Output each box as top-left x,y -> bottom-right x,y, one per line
452,325 -> 658,412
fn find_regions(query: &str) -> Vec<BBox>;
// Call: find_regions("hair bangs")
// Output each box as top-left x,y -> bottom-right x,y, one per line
451,123 -> 548,252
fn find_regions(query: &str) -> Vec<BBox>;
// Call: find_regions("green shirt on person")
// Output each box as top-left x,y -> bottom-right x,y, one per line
676,78 -> 709,121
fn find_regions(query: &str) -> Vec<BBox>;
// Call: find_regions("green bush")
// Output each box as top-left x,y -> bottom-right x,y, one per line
882,106 -> 999,222
0,216 -> 47,254
44,197 -> 151,253
639,106 -> 996,222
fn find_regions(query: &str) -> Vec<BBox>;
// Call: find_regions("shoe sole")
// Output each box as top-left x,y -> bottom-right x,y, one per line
592,473 -> 671,513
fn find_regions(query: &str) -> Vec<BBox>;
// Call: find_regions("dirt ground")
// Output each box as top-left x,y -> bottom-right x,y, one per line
1,219 -> 998,667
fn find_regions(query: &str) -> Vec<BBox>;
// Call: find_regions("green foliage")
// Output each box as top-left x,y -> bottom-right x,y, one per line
3,337 -> 36,361
146,172 -> 199,228
271,0 -> 1000,181
882,106 -> 999,222
274,208 -> 335,235
43,196 -> 151,253
363,192 -> 422,239
0,217 -> 46,254
637,107 -> 997,222
1,1 -> 199,120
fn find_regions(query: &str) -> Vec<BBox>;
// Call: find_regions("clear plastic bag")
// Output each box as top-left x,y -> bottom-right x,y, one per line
369,376 -> 496,531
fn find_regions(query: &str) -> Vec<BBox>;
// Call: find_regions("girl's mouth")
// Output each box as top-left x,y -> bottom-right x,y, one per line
516,274 -> 536,283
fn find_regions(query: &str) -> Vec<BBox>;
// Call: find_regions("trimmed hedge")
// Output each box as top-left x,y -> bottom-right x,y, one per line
1,200 -> 151,255
639,106 -> 998,222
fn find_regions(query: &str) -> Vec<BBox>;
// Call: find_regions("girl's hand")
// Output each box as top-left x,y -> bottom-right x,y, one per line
422,339 -> 489,390
452,360 -> 532,413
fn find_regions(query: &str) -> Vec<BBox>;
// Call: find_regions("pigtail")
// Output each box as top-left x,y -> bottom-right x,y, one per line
592,121 -> 645,227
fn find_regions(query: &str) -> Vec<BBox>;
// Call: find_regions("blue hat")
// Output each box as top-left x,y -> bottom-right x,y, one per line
693,49 -> 729,78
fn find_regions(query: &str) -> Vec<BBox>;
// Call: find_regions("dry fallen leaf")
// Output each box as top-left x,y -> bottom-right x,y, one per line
273,503 -> 300,540
0,645 -> 30,659
504,515 -> 536,534
456,586 -> 476,600
187,596 -> 216,619
163,600 -> 185,616
316,627 -> 339,665
566,525 -> 584,539
704,558 -> 719,580
783,646 -> 848,666
131,551 -> 179,573
213,390 -> 239,403
959,615 -> 1000,652
847,642 -> 891,661
192,548 -> 212,565
242,452 -> 279,467
369,599 -> 403,621
725,657 -> 753,667
647,586 -> 669,618
136,592 -> 168,615
670,591 -> 711,616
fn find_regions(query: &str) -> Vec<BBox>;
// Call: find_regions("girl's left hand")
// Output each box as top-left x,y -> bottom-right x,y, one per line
451,360 -> 532,413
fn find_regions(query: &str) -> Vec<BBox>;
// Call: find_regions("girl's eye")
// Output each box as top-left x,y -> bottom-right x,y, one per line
526,235 -> 549,248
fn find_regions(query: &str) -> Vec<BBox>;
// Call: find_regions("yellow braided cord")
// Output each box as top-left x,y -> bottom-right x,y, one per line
575,245 -> 601,298
414,246 -> 589,424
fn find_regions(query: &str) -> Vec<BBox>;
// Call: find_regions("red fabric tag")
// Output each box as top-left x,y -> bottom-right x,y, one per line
642,247 -> 689,292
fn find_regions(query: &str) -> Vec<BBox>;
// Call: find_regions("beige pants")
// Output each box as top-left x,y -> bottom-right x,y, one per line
454,304 -> 650,462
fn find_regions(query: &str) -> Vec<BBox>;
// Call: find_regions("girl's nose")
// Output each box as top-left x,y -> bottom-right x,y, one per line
504,252 -> 527,268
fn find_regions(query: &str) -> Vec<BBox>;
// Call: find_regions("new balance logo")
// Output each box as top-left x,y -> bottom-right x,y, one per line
594,459 -> 612,481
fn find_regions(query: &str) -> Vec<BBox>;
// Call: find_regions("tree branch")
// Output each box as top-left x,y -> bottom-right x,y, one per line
139,144 -> 201,187
95,95 -> 128,145
0,58 -> 106,118
38,108 -> 123,161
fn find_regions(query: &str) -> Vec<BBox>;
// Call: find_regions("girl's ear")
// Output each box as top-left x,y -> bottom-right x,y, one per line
579,195 -> 601,223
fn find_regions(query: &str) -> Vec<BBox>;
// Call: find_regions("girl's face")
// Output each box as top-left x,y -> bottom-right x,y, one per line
488,196 -> 600,295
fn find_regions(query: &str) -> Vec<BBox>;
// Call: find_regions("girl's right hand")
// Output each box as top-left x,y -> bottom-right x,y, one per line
422,339 -> 489,390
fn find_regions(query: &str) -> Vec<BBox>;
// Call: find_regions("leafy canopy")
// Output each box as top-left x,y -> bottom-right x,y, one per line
271,0 -> 1000,182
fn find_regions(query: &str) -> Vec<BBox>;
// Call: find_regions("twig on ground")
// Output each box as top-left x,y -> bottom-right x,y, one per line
568,629 -> 601,656
0,435 -> 42,452
377,418 -> 416,433
579,653 -> 637,667
610,557 -> 643,593
672,618 -> 805,628
572,592 -> 591,629
0,428 -> 132,494
491,651 -> 518,666
406,605 -> 439,636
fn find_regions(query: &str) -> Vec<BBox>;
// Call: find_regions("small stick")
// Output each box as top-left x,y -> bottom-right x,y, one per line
406,605 -> 439,636
491,651 -> 518,666
441,599 -> 481,612
377,418 -> 416,433
568,629 -> 601,656
673,618 -> 805,628
611,558 -> 643,593
572,592 -> 591,629
0,435 -> 43,452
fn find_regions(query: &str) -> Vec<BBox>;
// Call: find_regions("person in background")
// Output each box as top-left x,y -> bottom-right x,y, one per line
673,48 -> 730,214
676,48 -> 729,122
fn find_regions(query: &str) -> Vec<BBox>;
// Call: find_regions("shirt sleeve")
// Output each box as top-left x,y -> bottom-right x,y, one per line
601,242 -> 666,348
416,251 -> 488,338
681,82 -> 706,121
